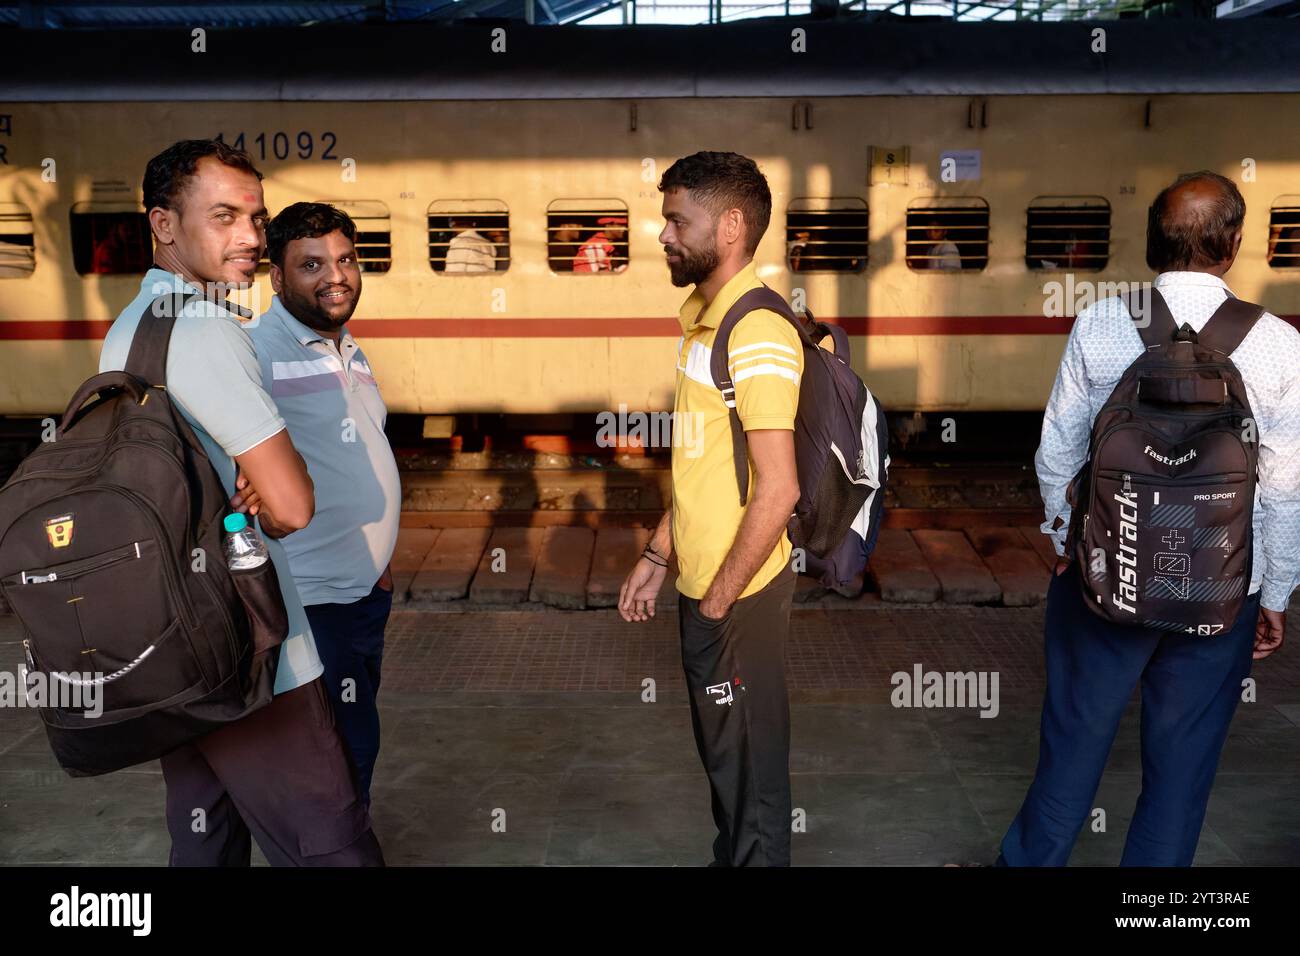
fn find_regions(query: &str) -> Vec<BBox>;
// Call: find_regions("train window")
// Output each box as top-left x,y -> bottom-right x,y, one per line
786,198 -> 869,273
428,200 -> 510,274
0,202 -> 35,278
70,202 -> 151,276
1267,197 -> 1300,269
905,198 -> 989,272
1025,197 -> 1110,272
547,200 -> 628,274
316,199 -> 391,273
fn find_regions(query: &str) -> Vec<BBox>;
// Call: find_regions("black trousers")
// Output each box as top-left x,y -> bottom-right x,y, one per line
679,567 -> 796,867
161,677 -> 385,867
305,582 -> 393,805
1000,565 -> 1259,866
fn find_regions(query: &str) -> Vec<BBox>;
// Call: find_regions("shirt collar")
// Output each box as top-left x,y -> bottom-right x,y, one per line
677,260 -> 761,333
142,267 -> 253,319
1154,271 -> 1234,296
268,294 -> 356,350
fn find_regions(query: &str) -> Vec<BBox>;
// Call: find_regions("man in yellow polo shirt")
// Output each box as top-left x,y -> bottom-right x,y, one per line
619,151 -> 803,867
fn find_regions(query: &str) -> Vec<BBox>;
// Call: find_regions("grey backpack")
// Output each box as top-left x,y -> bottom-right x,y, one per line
710,286 -> 889,592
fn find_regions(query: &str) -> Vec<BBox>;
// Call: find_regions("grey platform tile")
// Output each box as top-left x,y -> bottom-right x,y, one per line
790,704 -> 946,775
928,702 -> 1144,777
1276,704 -> 1300,730
377,706 -> 583,783
1202,775 -> 1300,867
1215,704 -> 1300,774
369,773 -> 563,866
790,771 -> 994,866
566,706 -> 698,775
545,772 -> 715,866
0,769 -> 165,865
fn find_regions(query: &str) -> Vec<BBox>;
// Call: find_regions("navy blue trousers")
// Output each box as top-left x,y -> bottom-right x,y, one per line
999,564 -> 1258,867
304,582 -> 393,805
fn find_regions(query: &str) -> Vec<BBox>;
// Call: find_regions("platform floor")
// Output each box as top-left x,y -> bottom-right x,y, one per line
2,603 -> 1297,866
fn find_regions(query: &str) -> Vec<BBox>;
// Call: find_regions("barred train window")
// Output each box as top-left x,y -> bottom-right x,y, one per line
317,199 -> 391,274
70,202 -> 151,276
1268,197 -> 1300,269
0,202 -> 35,277
1025,197 -> 1110,272
547,199 -> 628,274
905,198 -> 989,272
428,200 -> 510,274
786,198 -> 868,273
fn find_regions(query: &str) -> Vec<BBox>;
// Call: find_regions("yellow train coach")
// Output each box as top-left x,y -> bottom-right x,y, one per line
1,19 -> 1297,418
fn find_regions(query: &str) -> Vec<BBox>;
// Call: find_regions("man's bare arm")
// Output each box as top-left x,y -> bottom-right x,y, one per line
230,429 -> 315,534
699,429 -> 800,619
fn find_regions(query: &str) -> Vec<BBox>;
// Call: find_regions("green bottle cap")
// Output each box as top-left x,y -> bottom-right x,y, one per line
223,513 -> 248,533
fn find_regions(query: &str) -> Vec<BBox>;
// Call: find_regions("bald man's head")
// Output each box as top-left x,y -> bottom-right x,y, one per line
1146,171 -> 1245,274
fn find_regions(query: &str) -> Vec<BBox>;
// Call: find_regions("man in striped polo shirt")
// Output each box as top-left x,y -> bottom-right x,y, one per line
245,202 -> 402,807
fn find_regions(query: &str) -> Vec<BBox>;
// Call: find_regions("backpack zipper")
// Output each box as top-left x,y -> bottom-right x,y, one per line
1096,470 -> 1247,486
15,541 -> 141,585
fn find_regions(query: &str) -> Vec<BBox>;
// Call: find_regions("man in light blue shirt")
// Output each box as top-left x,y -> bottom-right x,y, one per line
100,140 -> 383,866
246,202 -> 401,804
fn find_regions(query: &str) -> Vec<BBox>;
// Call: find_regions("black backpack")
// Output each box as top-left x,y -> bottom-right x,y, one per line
1067,287 -> 1261,635
710,286 -> 889,593
0,293 -> 288,776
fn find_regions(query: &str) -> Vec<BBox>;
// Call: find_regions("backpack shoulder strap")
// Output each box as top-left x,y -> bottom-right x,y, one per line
124,292 -> 197,386
708,286 -> 807,507
1125,286 -> 1178,349
1197,296 -> 1264,357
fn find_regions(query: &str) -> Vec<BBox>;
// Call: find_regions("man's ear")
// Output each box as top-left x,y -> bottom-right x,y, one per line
269,263 -> 283,295
147,207 -> 175,247
723,208 -> 744,248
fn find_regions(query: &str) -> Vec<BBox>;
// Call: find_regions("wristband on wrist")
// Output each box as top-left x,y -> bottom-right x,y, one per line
642,542 -> 668,567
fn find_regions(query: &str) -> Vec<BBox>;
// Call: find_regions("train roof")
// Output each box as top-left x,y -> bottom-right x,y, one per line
4,19 -> 1300,100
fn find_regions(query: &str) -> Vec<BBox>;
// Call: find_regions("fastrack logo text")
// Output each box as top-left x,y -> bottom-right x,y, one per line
1144,445 -> 1196,468
1111,489 -> 1140,614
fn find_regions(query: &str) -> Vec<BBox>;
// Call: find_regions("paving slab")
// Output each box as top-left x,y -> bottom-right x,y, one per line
410,527 -> 492,603
1018,526 -> 1060,573
868,528 -> 941,604
529,526 -> 596,609
967,527 -> 1048,607
390,528 -> 440,603
586,527 -> 652,608
469,527 -> 546,604
912,529 -> 1001,605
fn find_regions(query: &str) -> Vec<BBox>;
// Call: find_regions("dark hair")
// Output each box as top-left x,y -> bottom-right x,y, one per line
143,139 -> 263,214
1146,171 -> 1245,272
265,202 -> 358,268
658,151 -> 772,256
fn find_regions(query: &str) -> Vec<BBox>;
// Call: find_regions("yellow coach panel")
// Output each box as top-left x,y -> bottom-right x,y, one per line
0,95 -> 1296,415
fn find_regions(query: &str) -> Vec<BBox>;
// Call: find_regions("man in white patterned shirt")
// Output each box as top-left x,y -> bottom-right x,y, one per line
998,171 -> 1299,867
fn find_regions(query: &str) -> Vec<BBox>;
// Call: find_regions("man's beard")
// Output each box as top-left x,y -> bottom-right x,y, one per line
666,240 -> 720,288
280,283 -> 358,333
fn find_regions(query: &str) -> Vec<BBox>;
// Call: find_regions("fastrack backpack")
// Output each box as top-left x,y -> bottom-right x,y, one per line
0,293 -> 288,776
1066,286 -> 1262,635
710,286 -> 889,594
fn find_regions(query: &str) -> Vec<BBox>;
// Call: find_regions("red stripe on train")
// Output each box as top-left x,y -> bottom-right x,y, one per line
1,315 -> 1297,340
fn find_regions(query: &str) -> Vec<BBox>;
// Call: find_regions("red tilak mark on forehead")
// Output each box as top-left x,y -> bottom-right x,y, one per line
243,194 -> 257,203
